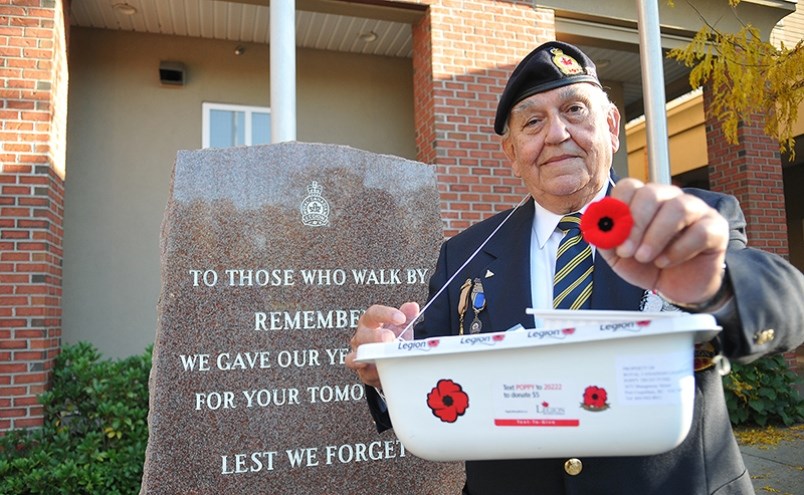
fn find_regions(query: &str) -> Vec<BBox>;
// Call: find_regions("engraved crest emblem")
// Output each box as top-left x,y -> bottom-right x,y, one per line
300,181 -> 330,227
550,48 -> 585,76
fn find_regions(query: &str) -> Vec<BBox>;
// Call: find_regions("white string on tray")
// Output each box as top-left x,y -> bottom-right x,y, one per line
396,194 -> 531,341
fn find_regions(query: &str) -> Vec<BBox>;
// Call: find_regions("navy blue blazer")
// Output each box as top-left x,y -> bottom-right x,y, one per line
368,189 -> 804,495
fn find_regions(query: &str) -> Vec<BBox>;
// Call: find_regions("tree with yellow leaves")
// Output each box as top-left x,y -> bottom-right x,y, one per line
667,0 -> 803,158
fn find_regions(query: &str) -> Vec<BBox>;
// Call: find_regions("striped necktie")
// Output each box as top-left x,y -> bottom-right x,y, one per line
553,213 -> 594,310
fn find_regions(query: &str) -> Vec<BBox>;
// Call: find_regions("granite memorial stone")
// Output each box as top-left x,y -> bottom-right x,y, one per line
141,142 -> 464,494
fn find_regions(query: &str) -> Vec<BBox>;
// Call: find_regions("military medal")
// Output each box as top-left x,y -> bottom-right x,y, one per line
457,278 -> 472,335
469,278 -> 486,334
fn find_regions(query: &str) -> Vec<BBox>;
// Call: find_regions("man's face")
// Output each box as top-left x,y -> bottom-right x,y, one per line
502,83 -> 620,213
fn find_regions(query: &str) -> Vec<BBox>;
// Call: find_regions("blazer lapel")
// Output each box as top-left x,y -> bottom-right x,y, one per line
478,199 -> 536,332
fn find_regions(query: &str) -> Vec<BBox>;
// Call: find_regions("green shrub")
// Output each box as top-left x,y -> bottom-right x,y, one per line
723,354 -> 804,427
0,342 -> 152,495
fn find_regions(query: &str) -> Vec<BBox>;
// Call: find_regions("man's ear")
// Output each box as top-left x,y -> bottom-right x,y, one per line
607,104 -> 621,153
501,135 -> 521,177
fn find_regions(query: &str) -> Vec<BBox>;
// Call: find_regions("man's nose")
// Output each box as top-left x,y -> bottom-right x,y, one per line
544,116 -> 570,144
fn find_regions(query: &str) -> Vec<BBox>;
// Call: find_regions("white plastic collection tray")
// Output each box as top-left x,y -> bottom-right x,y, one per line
356,311 -> 720,461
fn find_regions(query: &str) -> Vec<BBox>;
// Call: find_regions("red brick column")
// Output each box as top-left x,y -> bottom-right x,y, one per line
410,1 -> 555,237
0,0 -> 68,433
704,85 -> 789,257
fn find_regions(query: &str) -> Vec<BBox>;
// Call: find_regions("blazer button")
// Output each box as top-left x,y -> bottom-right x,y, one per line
564,458 -> 583,476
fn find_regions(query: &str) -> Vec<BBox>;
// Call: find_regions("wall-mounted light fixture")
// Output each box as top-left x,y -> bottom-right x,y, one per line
234,45 -> 245,56
159,61 -> 186,86
595,59 -> 611,69
358,31 -> 378,43
113,2 -> 138,16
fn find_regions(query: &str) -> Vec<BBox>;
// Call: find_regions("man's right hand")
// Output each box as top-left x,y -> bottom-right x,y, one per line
345,302 -> 420,389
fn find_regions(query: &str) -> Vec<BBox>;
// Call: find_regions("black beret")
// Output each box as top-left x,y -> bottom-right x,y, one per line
494,41 -> 601,135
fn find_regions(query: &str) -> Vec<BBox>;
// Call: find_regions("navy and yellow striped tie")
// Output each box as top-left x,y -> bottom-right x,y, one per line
553,213 -> 594,310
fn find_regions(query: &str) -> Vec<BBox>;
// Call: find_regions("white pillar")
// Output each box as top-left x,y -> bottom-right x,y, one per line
636,0 -> 671,184
270,0 -> 296,143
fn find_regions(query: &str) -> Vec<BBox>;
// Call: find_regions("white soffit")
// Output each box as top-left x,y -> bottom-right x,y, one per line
68,0 -> 414,58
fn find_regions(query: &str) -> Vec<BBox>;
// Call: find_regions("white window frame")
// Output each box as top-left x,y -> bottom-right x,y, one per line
202,102 -> 272,148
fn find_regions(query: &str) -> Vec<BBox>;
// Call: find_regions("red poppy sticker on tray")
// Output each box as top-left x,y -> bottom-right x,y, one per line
427,379 -> 469,423
580,197 -> 634,249
581,385 -> 610,411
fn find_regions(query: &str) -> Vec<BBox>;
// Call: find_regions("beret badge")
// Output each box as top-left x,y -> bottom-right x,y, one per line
551,48 -> 585,76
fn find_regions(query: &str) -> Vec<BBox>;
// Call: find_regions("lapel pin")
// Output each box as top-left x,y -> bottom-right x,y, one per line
470,278 -> 486,334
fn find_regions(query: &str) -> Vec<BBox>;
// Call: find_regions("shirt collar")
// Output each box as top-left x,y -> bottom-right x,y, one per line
532,183 -> 609,249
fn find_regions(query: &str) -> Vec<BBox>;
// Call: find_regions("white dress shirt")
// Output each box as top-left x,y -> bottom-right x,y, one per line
529,184 -> 608,325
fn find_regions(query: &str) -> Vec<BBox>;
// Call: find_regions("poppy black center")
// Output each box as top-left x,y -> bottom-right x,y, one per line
597,217 -> 614,232
591,393 -> 599,400
442,395 -> 454,407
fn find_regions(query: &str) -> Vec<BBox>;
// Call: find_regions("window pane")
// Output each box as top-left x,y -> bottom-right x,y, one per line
209,109 -> 245,148
252,112 -> 271,145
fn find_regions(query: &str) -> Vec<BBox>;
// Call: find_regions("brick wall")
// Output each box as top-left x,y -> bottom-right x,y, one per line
409,0 -> 554,237
0,0 -> 67,432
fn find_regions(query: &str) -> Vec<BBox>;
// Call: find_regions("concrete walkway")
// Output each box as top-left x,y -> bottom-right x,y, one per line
739,425 -> 803,495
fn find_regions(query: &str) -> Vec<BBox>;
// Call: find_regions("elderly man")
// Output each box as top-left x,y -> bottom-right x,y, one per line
346,41 -> 804,495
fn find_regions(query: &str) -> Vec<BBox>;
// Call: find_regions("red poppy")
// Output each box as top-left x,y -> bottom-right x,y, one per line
581,197 -> 633,249
426,379 -> 469,423
582,385 -> 609,410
